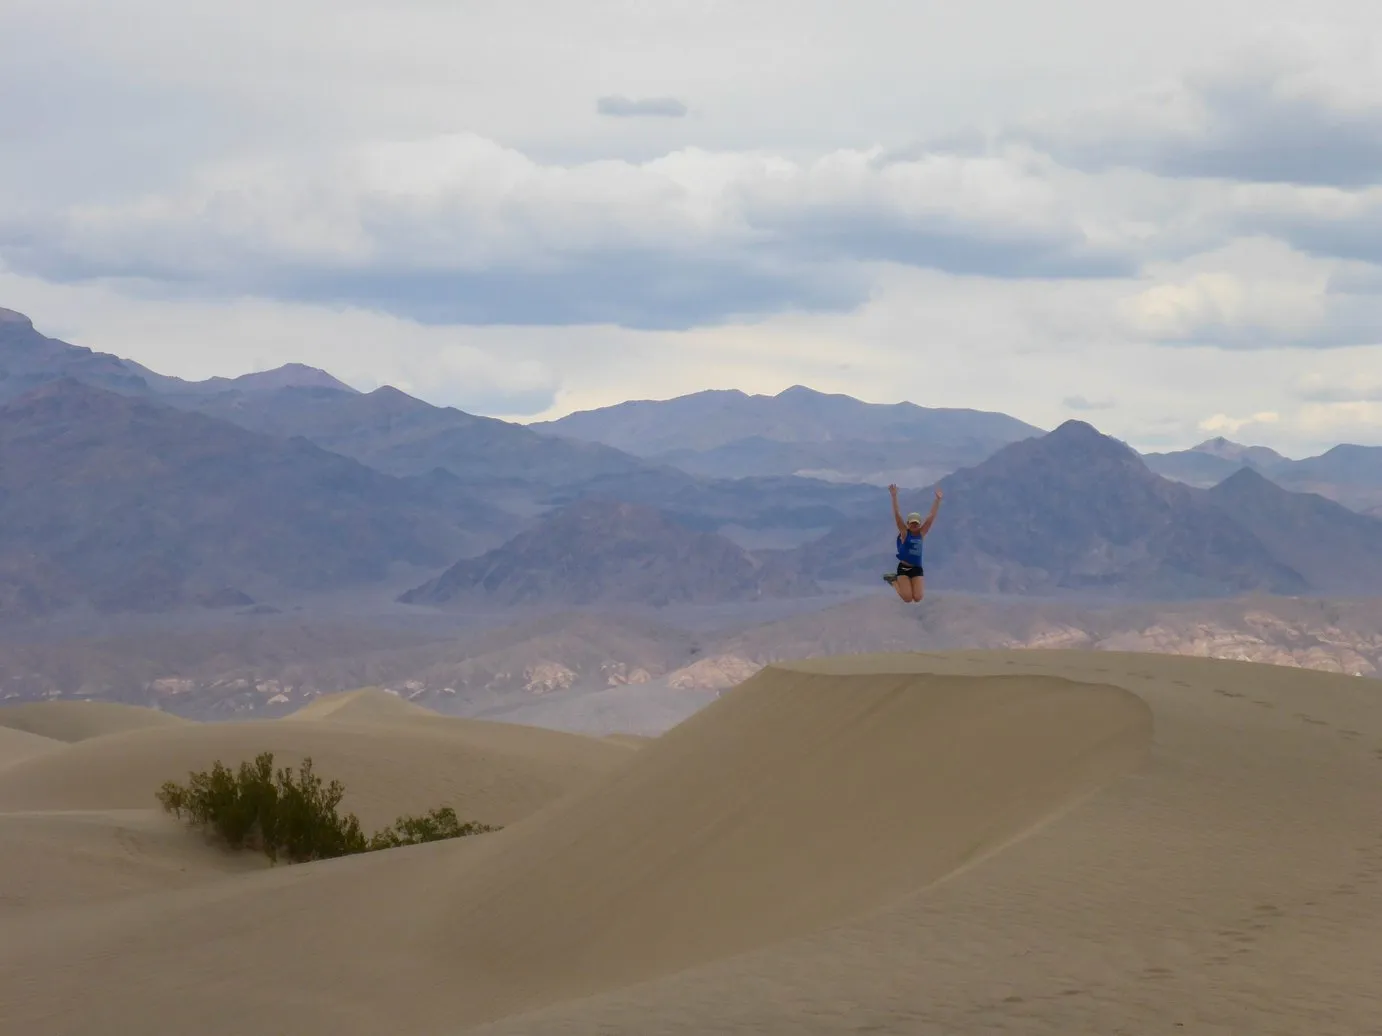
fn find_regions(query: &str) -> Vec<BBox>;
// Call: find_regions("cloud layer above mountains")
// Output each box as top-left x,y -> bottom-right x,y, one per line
3,1 -> 1382,451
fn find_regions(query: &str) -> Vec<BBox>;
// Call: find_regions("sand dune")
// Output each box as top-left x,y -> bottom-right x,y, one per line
0,711 -> 635,831
0,700 -> 188,742
286,686 -> 442,723
0,809 -> 266,918
601,732 -> 653,747
474,651 -> 1382,1035
0,724 -> 62,769
2,651 -> 1380,1034
0,656 -> 1154,1034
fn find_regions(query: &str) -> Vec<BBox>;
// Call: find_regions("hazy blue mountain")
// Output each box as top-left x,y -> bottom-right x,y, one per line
181,383 -> 660,494
1144,436 -> 1382,512
179,385 -> 889,540
1204,468 -> 1382,595
1141,436 -> 1288,487
0,306 -> 359,402
0,308 -> 158,402
532,384 -> 1043,486
1281,443 -> 1382,486
0,380 -> 509,619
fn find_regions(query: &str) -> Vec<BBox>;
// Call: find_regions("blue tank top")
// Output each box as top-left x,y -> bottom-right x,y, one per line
896,530 -> 923,567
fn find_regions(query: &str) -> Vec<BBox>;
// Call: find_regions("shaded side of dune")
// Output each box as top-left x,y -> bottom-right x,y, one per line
430,664 -> 1153,1020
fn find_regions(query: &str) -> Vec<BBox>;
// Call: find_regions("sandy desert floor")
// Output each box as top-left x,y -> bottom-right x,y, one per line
1,650 -> 1379,1035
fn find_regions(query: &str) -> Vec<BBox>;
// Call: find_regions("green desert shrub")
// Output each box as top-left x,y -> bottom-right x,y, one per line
157,751 -> 498,864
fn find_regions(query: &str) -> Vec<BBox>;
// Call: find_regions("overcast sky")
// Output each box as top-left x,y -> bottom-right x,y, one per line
4,0 -> 1382,454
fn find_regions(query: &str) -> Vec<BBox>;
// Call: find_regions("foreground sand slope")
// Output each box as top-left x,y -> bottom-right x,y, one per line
0,700 -> 188,742
0,659 -> 1149,1035
0,809 -> 267,917
472,650 -> 1382,1035
0,694 -> 636,937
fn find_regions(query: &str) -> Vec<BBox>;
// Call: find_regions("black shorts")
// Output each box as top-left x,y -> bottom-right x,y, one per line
896,562 -> 923,578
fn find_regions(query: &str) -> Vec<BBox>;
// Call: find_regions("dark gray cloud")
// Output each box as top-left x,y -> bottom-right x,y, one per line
0,230 -> 869,330
1015,40 -> 1382,187
1293,374 -> 1382,403
1239,203 -> 1382,267
596,95 -> 688,118
756,208 -> 1135,279
275,252 -> 865,328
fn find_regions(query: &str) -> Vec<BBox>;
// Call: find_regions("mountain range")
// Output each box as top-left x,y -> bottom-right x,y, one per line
0,379 -> 508,618
1144,436 -> 1382,512
3,304 -> 1381,617
797,420 -> 1369,598
532,385 -> 1041,487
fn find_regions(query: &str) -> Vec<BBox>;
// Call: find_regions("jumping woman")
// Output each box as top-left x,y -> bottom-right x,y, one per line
883,483 -> 942,603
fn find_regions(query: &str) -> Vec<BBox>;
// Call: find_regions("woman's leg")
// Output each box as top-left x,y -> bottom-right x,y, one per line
908,574 -> 925,602
894,574 -> 915,602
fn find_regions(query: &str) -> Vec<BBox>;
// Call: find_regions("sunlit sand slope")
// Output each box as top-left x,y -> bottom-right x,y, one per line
471,650 -> 1382,1036
286,687 -> 441,723
0,657 -> 1149,1035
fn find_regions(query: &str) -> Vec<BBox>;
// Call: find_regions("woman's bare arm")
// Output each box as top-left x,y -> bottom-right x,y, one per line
919,487 -> 943,535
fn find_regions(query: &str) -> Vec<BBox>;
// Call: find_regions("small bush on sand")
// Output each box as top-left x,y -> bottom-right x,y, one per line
157,751 -> 499,864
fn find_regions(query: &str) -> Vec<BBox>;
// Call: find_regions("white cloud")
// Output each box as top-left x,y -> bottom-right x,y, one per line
597,96 -> 688,118
1199,411 -> 1282,434
1115,237 -> 1382,348
1293,371 -> 1382,402
1064,395 -> 1115,411
1294,401 -> 1382,436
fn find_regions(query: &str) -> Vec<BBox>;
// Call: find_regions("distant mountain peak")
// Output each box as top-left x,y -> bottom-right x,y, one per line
1045,419 -> 1138,457
0,307 -> 34,328
1213,465 -> 1278,491
1189,436 -> 1286,466
226,363 -> 356,394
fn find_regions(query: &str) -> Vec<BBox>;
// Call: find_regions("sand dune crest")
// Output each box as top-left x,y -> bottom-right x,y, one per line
0,700 -> 188,742
286,686 -> 440,723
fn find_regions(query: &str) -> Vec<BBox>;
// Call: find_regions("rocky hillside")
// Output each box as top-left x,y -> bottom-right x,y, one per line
398,499 -> 820,607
